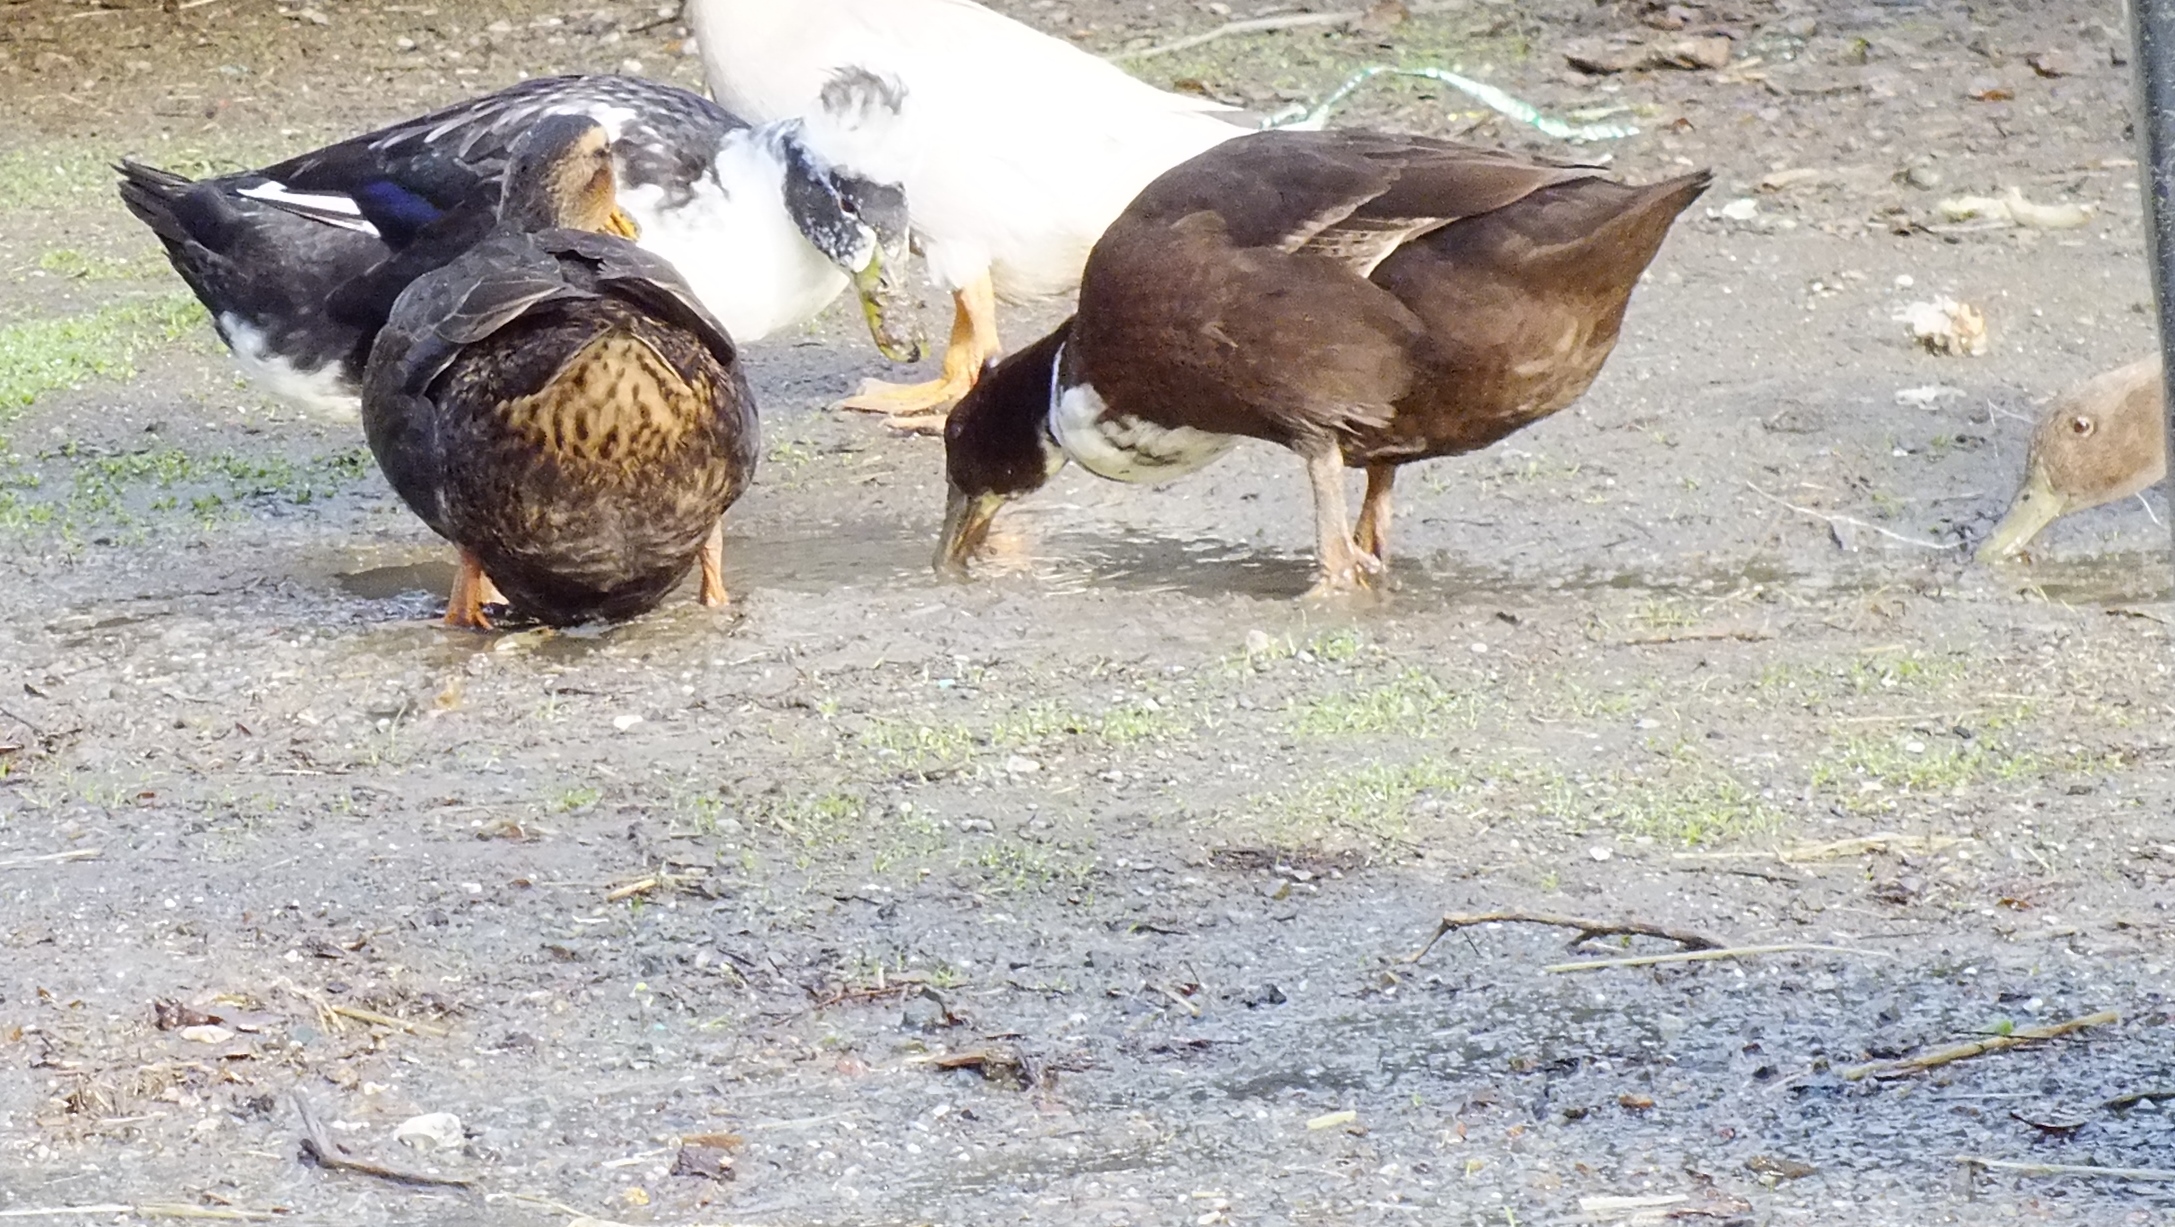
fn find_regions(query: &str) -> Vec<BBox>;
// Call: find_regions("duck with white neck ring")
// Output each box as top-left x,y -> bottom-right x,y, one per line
937,129 -> 1709,598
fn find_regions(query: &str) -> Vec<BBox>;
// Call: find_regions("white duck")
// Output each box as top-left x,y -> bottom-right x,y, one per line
689,0 -> 1248,428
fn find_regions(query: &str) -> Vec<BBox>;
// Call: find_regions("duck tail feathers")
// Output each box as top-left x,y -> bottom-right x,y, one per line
115,159 -> 210,247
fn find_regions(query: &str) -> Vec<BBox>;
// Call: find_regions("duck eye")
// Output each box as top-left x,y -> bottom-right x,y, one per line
2070,415 -> 2095,437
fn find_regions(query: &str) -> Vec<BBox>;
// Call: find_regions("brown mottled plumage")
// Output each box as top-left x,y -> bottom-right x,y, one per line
362,115 -> 758,627
937,129 -> 1708,595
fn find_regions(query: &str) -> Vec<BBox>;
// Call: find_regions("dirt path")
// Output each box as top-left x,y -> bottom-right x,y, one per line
1,1 -> 2170,1224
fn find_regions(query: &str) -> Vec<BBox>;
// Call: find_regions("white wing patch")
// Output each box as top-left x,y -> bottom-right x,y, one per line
236,182 -> 381,236
1048,378 -> 1232,484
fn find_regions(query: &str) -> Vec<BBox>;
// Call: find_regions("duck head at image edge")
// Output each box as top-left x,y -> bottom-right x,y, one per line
1978,356 -> 2167,562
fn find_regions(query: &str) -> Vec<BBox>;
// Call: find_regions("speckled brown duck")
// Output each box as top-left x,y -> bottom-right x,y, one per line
934,128 -> 1708,596
362,114 -> 758,629
1978,355 -> 2167,562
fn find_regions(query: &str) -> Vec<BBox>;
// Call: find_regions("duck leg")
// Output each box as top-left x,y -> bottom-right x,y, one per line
838,270 -> 1000,433
697,521 -> 728,607
1300,443 -> 1380,599
444,549 -> 495,630
1352,462 -> 1397,566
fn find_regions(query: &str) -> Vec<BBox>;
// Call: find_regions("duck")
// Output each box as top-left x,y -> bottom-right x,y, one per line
1977,355 -> 2166,561
934,129 -> 1709,597
118,72 -> 919,417
688,0 -> 1247,429
361,112 -> 759,629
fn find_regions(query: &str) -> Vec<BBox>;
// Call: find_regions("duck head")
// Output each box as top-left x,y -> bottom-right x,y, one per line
777,127 -> 921,364
499,114 -> 621,234
935,322 -> 1074,576
1979,357 -> 2166,561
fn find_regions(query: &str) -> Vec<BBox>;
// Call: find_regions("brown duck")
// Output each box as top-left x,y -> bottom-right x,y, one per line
362,114 -> 759,628
1978,355 -> 2167,562
935,129 -> 1708,596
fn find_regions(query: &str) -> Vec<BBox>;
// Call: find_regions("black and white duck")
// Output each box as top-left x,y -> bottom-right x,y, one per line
935,129 -> 1709,597
690,0 -> 1246,427
119,73 -> 918,416
361,113 -> 758,629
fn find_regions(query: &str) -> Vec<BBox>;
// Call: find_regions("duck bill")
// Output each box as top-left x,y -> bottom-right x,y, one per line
934,484 -> 1005,577
854,251 -> 925,364
1977,469 -> 2067,563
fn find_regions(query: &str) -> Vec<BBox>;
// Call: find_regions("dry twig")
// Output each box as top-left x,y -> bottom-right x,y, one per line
1619,628 -> 1774,645
326,1002 -> 449,1038
0,848 -> 102,870
1744,481 -> 1959,551
1956,1156 -> 2175,1181
1545,943 -> 1888,973
1840,1010 -> 2120,1081
1119,1 -> 1454,60
2102,1088 -> 2175,1110
1673,832 -> 1965,864
1120,10 -> 1363,60
1408,910 -> 1721,964
294,1093 -> 474,1188
0,1209 -> 277,1221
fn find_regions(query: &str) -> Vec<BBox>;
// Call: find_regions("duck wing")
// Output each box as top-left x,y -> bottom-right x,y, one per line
1126,131 -> 1593,278
536,229 -> 741,374
373,233 -> 587,393
362,231 -> 595,534
267,76 -> 743,215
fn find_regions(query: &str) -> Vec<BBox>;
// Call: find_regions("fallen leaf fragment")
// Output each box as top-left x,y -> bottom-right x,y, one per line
1897,298 -> 1989,356
2027,48 -> 2079,77
1937,187 -> 2095,229
393,1111 -> 465,1151
1306,1108 -> 1358,1130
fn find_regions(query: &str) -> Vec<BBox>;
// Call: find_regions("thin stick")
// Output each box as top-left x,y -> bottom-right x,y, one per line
1672,832 -> 1965,863
1744,481 -> 1959,550
127,1210 -> 281,1223
0,848 -> 102,870
1121,10 -> 1361,61
1545,943 -> 1887,973
1158,984 -> 1203,1017
1620,629 -> 1773,645
293,1094 -> 474,1189
1119,1 -> 1463,61
326,1003 -> 449,1039
1957,1156 -> 2175,1181
1841,1010 -> 2120,1081
2102,1088 -> 2175,1110
604,876 -> 660,902
1408,910 -> 1722,964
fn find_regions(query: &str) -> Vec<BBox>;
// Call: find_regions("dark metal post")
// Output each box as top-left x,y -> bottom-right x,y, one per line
2131,0 -> 2175,576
